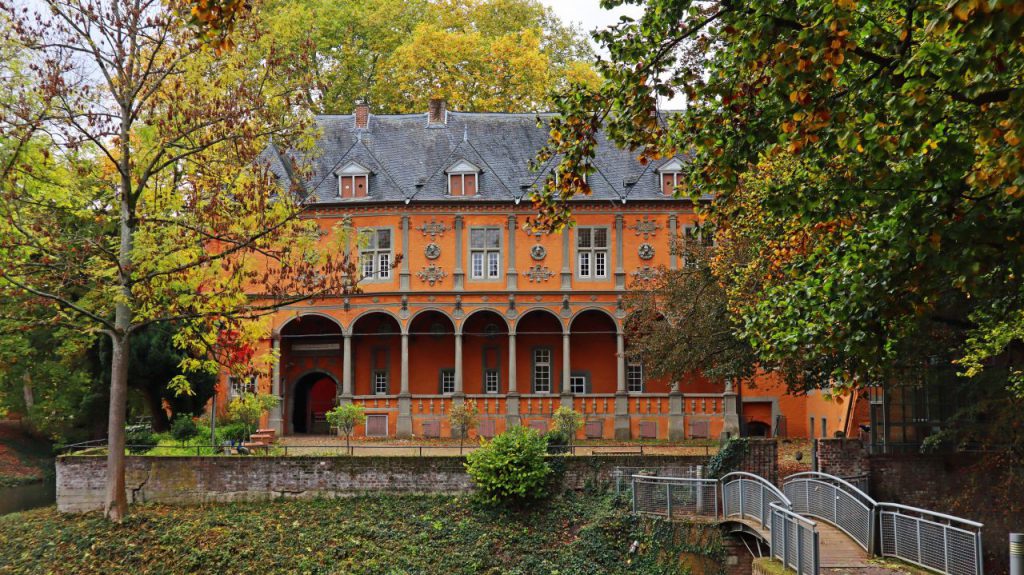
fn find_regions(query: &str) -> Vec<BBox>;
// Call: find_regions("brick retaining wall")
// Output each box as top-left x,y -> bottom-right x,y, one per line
56,454 -> 707,512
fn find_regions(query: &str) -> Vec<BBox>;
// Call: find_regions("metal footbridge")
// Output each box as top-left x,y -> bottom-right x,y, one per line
629,471 -> 984,575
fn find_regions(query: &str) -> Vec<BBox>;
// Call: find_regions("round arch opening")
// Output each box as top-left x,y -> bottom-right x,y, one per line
291,371 -> 337,434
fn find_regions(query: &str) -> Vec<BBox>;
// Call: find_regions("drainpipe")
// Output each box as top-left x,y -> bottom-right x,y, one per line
1011,533 -> 1023,575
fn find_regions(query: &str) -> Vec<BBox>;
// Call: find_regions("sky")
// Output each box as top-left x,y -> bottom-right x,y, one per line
538,0 -> 645,40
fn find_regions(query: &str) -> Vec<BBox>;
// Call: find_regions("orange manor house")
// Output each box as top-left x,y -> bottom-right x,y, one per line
222,100 -> 864,442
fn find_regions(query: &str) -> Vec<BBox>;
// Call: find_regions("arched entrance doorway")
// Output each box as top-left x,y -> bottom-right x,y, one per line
292,372 -> 337,434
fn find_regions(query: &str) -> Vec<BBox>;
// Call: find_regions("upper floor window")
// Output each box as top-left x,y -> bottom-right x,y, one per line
360,228 -> 392,280
337,161 -> 370,198
483,347 -> 500,394
576,227 -> 608,279
447,159 -> 480,196
228,375 -> 257,398
569,373 -> 588,394
658,158 -> 684,196
469,227 -> 501,280
440,369 -> 456,395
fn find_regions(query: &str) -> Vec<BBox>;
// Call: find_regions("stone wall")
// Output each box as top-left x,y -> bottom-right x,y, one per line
57,454 -> 707,513
814,438 -> 870,478
739,438 -> 779,484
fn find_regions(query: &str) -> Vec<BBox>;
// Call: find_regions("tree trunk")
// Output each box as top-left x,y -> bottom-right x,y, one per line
143,389 -> 170,433
104,328 -> 130,522
21,375 -> 34,411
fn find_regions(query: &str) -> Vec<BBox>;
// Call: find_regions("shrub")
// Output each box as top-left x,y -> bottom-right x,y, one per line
552,406 -> 583,444
170,414 -> 199,442
124,424 -> 157,454
706,437 -> 749,479
465,425 -> 551,506
544,430 -> 571,454
217,422 -> 249,444
227,393 -> 280,437
448,400 -> 479,453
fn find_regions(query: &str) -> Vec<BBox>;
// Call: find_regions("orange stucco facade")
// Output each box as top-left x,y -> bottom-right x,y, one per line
213,105 -> 865,441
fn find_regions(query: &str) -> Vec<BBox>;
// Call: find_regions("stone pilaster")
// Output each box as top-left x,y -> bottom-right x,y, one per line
397,332 -> 412,437
561,332 -> 573,407
453,215 -> 464,291
668,387 -> 685,441
722,379 -> 741,441
668,214 -> 678,270
614,214 -> 625,289
560,227 -> 572,289
269,335 -> 283,435
400,215 -> 411,290
506,215 -> 517,290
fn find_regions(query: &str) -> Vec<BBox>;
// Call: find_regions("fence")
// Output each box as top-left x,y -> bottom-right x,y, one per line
631,475 -> 719,519
771,502 -> 820,575
613,465 -> 703,496
784,471 -> 876,553
878,503 -> 984,575
721,471 -> 791,530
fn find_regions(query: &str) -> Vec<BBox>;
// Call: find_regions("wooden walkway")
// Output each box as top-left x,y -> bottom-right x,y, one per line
730,518 -> 873,570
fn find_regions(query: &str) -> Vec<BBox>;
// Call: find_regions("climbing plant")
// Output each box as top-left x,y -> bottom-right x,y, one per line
705,437 -> 750,479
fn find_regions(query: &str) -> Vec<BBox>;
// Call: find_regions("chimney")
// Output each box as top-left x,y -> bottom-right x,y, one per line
354,100 -> 369,129
427,98 -> 447,126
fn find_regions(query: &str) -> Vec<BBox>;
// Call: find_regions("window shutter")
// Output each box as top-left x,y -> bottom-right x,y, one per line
354,175 -> 367,197
341,176 -> 353,198
464,173 -> 476,196
662,173 -> 675,195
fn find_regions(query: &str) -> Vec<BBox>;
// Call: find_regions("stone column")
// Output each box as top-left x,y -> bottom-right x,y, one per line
506,215 -> 517,290
453,332 -> 464,403
668,383 -> 685,441
614,331 -> 630,439
269,335 -> 283,435
341,334 -> 353,399
397,331 -> 412,437
400,215 -> 411,290
722,378 -> 741,441
560,227 -> 572,289
506,332 -> 520,428
614,214 -> 625,289
454,215 -> 464,291
560,332 -> 572,407
668,214 -> 678,270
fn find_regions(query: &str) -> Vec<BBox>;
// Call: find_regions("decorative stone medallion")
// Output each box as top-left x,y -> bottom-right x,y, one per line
523,264 -> 554,283
530,244 -> 546,261
630,216 -> 661,239
424,243 -> 441,260
638,243 -> 655,260
417,264 -> 447,286
417,219 -> 448,240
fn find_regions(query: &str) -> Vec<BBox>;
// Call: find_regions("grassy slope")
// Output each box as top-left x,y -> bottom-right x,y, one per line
0,493 -> 725,575
0,422 -> 53,487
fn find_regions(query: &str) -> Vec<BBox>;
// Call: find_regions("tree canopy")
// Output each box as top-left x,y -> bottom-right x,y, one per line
536,0 -> 1024,397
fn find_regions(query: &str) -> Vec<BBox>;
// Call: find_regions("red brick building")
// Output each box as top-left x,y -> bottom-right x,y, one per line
221,100 -> 864,441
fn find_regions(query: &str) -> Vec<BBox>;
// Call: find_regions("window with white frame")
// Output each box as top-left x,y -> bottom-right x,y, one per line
569,374 -> 587,394
373,370 -> 388,395
469,227 -> 501,280
228,375 -> 257,398
447,160 -> 479,196
658,158 -> 684,196
359,228 -> 392,280
440,369 -> 456,395
533,348 -> 552,393
337,161 -> 370,198
627,360 -> 644,393
484,370 -> 499,394
576,227 -> 608,279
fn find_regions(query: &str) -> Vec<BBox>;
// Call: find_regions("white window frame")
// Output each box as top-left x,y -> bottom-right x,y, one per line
657,158 -> 684,196
576,227 -> 609,279
627,360 -> 644,393
569,374 -> 587,395
440,369 -> 456,395
359,228 -> 393,281
484,369 -> 499,394
446,159 -> 480,196
373,370 -> 389,395
533,348 -> 552,393
336,161 -> 371,198
469,227 -> 502,280
228,375 -> 257,398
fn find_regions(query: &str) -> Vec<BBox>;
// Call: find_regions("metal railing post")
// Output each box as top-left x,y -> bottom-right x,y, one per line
666,482 -> 672,518
632,477 -> 638,514
1010,533 -> 1023,575
797,515 -> 804,575
738,480 -> 745,520
782,511 -> 789,570
813,529 -> 821,575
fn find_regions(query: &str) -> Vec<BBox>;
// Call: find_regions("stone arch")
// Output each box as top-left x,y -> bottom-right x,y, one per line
289,369 -> 338,434
513,307 -> 564,336
350,312 -> 402,396
461,309 -> 510,395
569,307 -> 620,334
407,308 -> 456,334
277,312 -> 344,337
407,310 -> 457,395
348,309 -> 402,336
461,308 -> 511,334
569,308 -> 619,395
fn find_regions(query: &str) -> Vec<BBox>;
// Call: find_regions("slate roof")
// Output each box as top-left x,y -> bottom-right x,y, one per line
268,111 -> 694,205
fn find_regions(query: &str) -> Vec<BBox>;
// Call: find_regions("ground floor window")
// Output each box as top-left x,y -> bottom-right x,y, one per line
533,348 -> 551,393
440,369 -> 456,395
228,375 -> 257,398
627,360 -> 644,393
484,369 -> 499,394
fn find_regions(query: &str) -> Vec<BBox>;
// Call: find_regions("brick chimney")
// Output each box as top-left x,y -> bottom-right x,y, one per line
354,100 -> 369,129
427,98 -> 447,126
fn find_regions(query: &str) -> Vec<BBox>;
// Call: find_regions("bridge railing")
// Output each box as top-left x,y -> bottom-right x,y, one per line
877,503 -> 984,575
721,471 -> 791,530
770,502 -> 820,575
632,475 -> 720,519
783,471 -> 877,553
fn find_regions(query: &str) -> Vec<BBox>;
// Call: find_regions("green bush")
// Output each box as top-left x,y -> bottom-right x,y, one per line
465,425 -> 551,506
217,422 -> 249,444
544,430 -> 571,454
170,414 -> 199,442
124,424 -> 157,454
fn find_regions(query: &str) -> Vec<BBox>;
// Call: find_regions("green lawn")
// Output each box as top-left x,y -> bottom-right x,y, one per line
0,493 -> 726,575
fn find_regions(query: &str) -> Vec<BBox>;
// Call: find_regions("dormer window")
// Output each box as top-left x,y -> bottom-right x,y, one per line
658,158 -> 684,196
447,159 -> 480,196
337,161 -> 371,199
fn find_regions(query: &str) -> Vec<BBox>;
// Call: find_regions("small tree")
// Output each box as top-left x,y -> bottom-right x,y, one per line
552,406 -> 583,450
448,400 -> 479,454
227,393 -> 279,440
465,426 -> 551,507
325,403 -> 366,455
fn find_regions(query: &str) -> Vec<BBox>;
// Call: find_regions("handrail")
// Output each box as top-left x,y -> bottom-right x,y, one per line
631,474 -> 718,483
784,471 -> 877,507
770,501 -> 817,528
721,471 -> 792,508
876,502 -> 984,529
